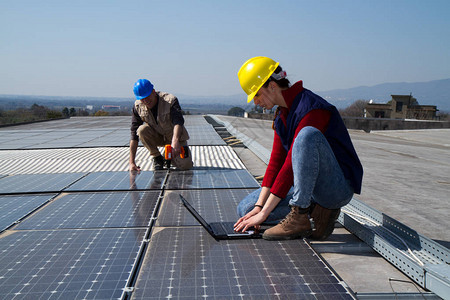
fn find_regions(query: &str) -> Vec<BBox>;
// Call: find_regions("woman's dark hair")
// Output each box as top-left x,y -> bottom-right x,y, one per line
263,66 -> 290,89
266,66 -> 290,128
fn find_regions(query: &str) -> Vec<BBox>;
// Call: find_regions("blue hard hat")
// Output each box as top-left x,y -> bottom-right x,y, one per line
133,79 -> 154,100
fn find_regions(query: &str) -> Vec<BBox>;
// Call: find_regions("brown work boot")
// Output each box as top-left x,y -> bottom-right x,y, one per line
310,203 -> 341,240
262,206 -> 312,241
152,155 -> 165,170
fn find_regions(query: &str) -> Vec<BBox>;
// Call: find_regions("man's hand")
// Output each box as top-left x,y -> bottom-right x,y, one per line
129,139 -> 140,172
129,162 -> 141,172
171,124 -> 183,157
171,140 -> 181,157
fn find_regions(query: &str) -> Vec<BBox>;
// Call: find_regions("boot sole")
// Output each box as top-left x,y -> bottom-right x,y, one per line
262,230 -> 312,241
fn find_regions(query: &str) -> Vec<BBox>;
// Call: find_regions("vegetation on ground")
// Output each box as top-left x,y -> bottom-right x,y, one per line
0,103 -> 64,125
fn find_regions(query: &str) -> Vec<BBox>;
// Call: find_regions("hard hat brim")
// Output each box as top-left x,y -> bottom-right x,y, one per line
135,89 -> 153,100
136,93 -> 150,100
247,91 -> 257,103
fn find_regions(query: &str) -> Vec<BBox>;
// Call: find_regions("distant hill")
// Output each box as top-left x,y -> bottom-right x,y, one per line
317,78 -> 450,111
181,78 -> 450,112
1,78 -> 449,113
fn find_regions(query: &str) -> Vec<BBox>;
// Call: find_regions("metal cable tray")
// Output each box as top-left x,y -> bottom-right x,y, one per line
339,198 -> 449,299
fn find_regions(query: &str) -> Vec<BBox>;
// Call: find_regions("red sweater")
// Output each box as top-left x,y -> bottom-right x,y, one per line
261,81 -> 331,198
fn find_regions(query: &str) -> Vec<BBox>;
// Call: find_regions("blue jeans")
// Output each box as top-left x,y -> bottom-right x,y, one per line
237,126 -> 354,224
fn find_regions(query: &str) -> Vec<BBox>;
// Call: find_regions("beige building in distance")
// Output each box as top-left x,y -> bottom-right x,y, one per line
365,94 -> 438,120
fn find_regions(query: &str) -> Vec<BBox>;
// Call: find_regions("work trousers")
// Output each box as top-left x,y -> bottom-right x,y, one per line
237,126 -> 354,224
137,123 -> 193,170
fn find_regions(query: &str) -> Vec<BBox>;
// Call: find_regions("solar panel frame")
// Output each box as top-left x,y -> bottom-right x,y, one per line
14,191 -> 160,230
165,169 -> 260,190
64,171 -> 166,192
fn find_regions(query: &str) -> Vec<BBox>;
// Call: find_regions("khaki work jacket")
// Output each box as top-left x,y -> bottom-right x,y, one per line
134,91 -> 189,141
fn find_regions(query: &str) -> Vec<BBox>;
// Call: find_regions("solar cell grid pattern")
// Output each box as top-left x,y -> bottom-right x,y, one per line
0,228 -> 146,299
156,189 -> 257,227
132,227 -> 354,299
0,194 -> 57,232
0,116 -> 129,131
64,171 -> 166,192
0,129 -> 130,149
185,125 -> 226,146
165,169 -> 260,190
0,172 -> 87,194
15,191 -> 160,230
183,115 -> 211,126
0,116 -> 224,149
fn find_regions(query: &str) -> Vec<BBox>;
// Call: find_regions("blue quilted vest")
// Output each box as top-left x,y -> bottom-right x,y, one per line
274,89 -> 363,194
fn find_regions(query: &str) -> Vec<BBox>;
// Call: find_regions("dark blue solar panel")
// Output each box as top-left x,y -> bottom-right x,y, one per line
0,128 -> 130,149
156,189 -> 257,226
185,125 -> 226,145
0,194 -> 57,232
0,228 -> 146,299
0,173 -> 87,194
165,169 -> 259,189
64,171 -> 165,192
15,191 -> 160,230
131,227 -> 355,299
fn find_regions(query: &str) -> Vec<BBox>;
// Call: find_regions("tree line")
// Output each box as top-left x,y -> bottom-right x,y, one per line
0,103 -> 132,126
0,103 -> 63,125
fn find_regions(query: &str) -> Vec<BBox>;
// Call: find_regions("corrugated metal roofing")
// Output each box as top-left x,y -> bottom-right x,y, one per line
0,146 -> 245,175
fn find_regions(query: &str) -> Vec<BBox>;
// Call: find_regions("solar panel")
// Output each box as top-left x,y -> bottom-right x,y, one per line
183,115 -> 211,126
0,128 -> 130,149
0,228 -> 146,299
0,173 -> 87,194
0,194 -> 57,232
185,125 -> 226,146
165,169 -> 260,189
156,189 -> 257,226
131,227 -> 355,299
15,191 -> 160,230
64,171 -> 166,192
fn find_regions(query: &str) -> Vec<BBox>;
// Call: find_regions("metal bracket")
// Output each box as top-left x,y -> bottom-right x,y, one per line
339,198 -> 449,299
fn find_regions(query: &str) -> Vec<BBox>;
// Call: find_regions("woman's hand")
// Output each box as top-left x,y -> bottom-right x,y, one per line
234,207 -> 266,232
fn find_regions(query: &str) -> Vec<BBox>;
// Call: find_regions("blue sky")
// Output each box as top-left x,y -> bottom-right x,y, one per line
1,0 -> 449,100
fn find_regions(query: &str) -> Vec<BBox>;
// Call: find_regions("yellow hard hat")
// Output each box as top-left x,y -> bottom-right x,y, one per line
238,56 -> 279,103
